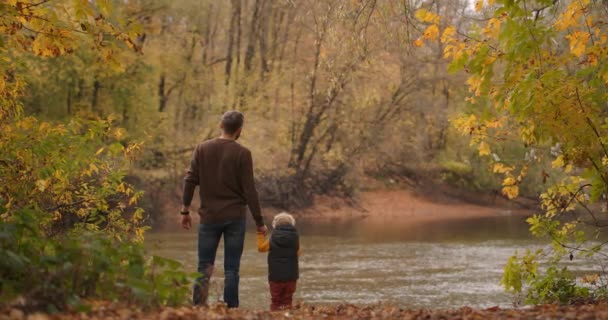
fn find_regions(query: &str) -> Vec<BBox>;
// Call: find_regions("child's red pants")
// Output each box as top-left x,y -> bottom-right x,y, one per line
269,280 -> 297,311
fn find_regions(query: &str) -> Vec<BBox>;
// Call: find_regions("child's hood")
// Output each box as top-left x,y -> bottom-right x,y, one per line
271,225 -> 298,248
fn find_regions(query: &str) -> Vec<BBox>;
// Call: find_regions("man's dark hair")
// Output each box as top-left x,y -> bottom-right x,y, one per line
221,111 -> 244,134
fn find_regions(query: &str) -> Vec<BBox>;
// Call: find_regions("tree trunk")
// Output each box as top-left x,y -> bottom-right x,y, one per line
225,0 -> 241,85
158,74 -> 167,112
66,86 -> 72,115
258,0 -> 271,77
91,80 -> 100,112
244,0 -> 263,72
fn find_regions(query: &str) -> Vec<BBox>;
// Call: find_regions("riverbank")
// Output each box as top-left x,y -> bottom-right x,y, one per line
6,303 -> 608,320
291,188 -> 532,222
157,186 -> 534,230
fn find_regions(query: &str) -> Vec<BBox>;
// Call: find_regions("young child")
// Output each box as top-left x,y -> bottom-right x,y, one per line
257,212 -> 301,311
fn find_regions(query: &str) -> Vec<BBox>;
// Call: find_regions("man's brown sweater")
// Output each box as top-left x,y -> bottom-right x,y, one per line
183,138 -> 264,227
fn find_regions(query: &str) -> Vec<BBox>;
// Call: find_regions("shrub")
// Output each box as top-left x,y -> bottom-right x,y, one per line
0,115 -> 195,311
0,207 -> 194,311
502,250 -> 594,305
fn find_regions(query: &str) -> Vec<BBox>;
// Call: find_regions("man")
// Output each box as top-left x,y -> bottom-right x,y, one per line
180,110 -> 267,308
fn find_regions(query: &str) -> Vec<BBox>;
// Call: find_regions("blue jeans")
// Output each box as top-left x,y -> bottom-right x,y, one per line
193,218 -> 246,308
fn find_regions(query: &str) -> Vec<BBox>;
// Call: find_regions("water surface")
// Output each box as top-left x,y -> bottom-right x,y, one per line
146,215 -> 604,309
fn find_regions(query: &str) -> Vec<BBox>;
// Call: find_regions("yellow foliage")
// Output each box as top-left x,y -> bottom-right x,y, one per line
551,155 -> 565,169
502,185 -> 519,199
478,141 -> 491,156
422,25 -> 440,41
466,74 -> 483,97
503,176 -> 516,186
452,114 -> 478,135
520,125 -> 536,145
554,1 -> 586,31
1,115 -> 145,240
565,31 -> 590,57
493,163 -> 514,174
35,179 -> 50,192
89,163 -> 99,175
441,26 -> 456,43
483,18 -> 502,39
414,9 -> 440,24
582,274 -> 600,285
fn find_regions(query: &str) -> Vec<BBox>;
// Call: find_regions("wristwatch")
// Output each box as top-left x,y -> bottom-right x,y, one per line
180,210 -> 190,215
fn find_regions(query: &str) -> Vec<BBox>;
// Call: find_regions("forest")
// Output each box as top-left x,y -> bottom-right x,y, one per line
2,0 -> 608,319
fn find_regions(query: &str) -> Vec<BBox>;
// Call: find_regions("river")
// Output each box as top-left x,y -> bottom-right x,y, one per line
145,215 -> 604,309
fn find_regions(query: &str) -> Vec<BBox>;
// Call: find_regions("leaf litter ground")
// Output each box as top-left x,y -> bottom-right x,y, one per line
4,302 -> 608,320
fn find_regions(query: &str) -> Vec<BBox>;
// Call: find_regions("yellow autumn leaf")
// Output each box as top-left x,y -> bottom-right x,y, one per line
478,141 -> 491,156
413,38 -> 424,47
112,127 -> 126,139
554,2 -> 583,31
422,25 -> 440,41
582,274 -> 600,285
35,179 -> 50,192
466,74 -> 483,96
453,114 -> 478,134
565,31 -> 590,57
503,176 -> 516,186
502,185 -> 519,199
38,122 -> 50,132
441,26 -> 456,43
53,170 -> 64,180
493,163 -> 514,174
502,175 -> 519,199
414,9 -> 440,24
475,0 -> 483,12
483,18 -> 501,39
551,155 -> 565,168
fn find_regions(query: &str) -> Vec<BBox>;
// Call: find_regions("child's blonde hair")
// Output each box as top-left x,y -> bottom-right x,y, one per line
272,212 -> 296,228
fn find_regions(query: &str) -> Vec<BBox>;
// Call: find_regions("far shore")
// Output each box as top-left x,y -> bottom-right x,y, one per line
156,188 -> 534,231
290,189 -> 533,223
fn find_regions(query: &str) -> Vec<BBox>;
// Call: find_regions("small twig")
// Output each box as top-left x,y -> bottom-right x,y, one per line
456,30 -> 504,54
589,156 -> 608,186
24,0 -> 52,8
44,199 -> 88,212
548,183 -> 592,219
575,87 -> 608,159
558,241 -> 608,258
577,0 -> 596,45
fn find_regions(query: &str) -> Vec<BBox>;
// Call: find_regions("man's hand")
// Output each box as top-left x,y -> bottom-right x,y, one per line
256,224 -> 267,235
181,214 -> 192,230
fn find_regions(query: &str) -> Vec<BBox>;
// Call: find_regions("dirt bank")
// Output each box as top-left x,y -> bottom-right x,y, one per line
292,188 -> 532,223
156,187 -> 534,230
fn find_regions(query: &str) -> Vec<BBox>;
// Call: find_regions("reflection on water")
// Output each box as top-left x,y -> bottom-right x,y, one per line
145,215 -> 604,309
